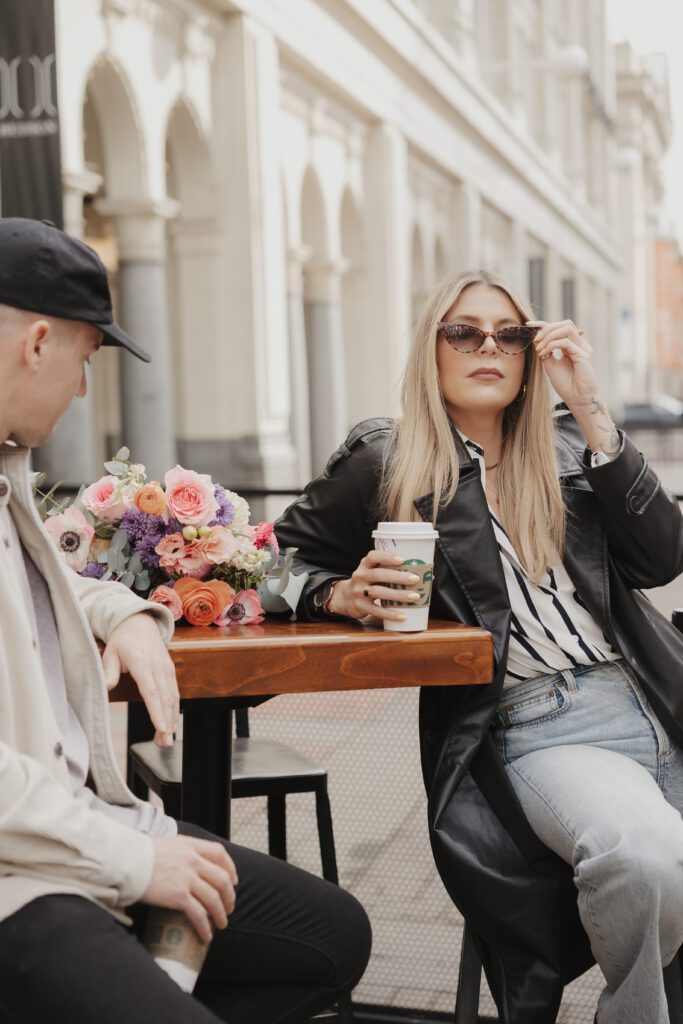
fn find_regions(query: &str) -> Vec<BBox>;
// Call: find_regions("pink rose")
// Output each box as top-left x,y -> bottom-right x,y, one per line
197,526 -> 238,565
214,589 -> 265,627
81,475 -> 130,524
155,533 -> 210,578
148,585 -> 183,621
44,506 -> 95,572
164,466 -> 219,527
176,541 -> 211,579
155,533 -> 185,572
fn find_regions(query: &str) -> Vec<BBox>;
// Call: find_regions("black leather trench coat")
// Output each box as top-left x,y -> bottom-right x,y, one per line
275,414 -> 683,1024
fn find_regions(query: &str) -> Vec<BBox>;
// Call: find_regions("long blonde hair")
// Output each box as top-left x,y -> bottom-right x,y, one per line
379,269 -> 566,581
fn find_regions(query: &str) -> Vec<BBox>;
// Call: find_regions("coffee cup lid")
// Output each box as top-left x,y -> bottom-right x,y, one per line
372,521 -> 439,540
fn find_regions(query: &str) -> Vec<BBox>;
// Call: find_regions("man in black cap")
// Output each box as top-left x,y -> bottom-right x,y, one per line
0,219 -> 370,1024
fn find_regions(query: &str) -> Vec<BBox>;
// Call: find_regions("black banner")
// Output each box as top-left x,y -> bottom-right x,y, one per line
0,0 -> 63,226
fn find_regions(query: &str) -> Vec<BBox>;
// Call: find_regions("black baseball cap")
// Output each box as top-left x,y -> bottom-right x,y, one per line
0,217 -> 151,362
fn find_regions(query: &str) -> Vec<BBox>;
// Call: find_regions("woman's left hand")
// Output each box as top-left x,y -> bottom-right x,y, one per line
527,320 -> 599,410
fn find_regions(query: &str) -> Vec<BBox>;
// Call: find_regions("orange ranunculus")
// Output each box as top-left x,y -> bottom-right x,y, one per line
134,482 -> 167,517
174,578 -> 235,626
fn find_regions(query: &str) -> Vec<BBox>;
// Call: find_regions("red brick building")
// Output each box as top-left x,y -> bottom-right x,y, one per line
654,238 -> 683,395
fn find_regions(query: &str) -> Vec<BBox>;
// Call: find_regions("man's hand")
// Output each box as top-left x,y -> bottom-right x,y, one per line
142,835 -> 238,943
102,613 -> 179,747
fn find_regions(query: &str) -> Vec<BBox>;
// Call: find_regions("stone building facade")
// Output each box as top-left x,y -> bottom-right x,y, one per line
34,0 -> 672,486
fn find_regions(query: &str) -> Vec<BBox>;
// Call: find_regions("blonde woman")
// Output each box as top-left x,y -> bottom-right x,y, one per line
276,270 -> 683,1024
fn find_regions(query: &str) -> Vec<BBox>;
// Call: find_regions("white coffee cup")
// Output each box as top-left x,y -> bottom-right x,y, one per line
144,908 -> 211,992
372,521 -> 439,632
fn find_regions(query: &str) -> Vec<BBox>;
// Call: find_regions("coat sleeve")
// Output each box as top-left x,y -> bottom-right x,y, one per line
275,423 -> 390,619
581,429 -> 683,589
69,571 -> 174,645
0,740 -> 154,909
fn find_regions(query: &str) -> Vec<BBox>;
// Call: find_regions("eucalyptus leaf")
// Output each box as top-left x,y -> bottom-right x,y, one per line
103,461 -> 125,476
128,553 -> 143,575
95,523 -> 114,539
115,447 -> 130,462
120,572 -> 135,589
108,552 -> 128,574
102,570 -> 113,581
135,571 -> 150,591
111,529 -> 129,553
97,550 -> 109,563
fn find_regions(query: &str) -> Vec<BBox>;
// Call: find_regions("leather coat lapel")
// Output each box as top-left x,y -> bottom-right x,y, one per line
561,486 -> 613,645
554,427 -> 613,642
414,434 -> 511,675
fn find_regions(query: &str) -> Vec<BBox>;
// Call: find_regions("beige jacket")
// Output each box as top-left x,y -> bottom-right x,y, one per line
0,442 -> 175,924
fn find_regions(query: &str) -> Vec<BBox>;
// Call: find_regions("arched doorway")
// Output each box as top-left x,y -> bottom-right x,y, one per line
79,58 -> 176,479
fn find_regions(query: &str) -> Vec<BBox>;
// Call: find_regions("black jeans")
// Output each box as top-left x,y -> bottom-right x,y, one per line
0,822 -> 371,1024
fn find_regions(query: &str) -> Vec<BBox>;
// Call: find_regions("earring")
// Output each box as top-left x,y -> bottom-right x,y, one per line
517,383 -> 527,401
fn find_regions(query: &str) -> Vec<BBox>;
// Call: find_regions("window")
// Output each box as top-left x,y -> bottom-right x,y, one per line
561,278 -> 576,321
528,257 -> 546,318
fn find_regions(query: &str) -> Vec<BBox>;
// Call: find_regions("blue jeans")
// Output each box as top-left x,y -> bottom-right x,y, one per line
494,660 -> 683,1024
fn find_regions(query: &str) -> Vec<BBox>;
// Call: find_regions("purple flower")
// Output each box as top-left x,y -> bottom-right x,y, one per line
81,561 -> 106,580
212,484 -> 235,527
120,508 -> 180,569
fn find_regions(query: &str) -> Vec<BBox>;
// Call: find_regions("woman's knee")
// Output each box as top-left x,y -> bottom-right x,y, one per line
577,824 -> 683,911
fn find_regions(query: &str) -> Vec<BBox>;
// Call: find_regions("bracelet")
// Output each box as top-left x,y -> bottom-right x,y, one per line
322,579 -> 343,615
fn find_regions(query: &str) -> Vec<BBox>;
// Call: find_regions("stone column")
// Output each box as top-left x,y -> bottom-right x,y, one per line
362,123 -> 411,413
501,0 -> 522,120
304,258 -> 350,475
453,0 -> 477,70
97,199 -> 178,479
539,0 -> 560,163
31,170 -> 104,486
213,14 -> 296,489
287,245 -> 313,485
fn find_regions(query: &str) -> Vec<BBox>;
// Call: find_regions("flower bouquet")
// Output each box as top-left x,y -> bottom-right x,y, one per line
40,448 -> 279,627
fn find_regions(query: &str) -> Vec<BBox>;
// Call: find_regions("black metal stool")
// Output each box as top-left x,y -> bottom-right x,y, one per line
128,707 -> 340,883
454,923 -> 683,1024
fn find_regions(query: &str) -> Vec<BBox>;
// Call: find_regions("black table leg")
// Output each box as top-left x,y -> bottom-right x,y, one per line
181,699 -> 234,839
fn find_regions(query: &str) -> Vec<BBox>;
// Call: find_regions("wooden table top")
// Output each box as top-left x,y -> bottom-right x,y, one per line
110,619 -> 493,702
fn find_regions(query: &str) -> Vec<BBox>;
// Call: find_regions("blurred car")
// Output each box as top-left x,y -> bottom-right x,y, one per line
619,395 -> 683,429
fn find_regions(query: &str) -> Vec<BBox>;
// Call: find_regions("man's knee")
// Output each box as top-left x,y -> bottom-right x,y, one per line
319,884 -> 372,991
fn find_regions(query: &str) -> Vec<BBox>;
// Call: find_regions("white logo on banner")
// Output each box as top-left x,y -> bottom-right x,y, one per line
0,54 -> 58,138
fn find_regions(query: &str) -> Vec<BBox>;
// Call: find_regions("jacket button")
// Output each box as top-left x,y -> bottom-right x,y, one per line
54,742 -> 63,758
629,494 -> 641,512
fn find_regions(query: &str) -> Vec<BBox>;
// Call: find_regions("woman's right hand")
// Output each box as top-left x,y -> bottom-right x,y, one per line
327,550 -> 422,623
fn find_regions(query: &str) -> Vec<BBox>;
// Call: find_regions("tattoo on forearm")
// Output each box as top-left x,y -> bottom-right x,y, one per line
587,396 -> 620,453
601,425 -> 620,453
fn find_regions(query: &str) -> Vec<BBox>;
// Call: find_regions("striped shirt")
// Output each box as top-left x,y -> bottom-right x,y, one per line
458,432 -> 621,690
